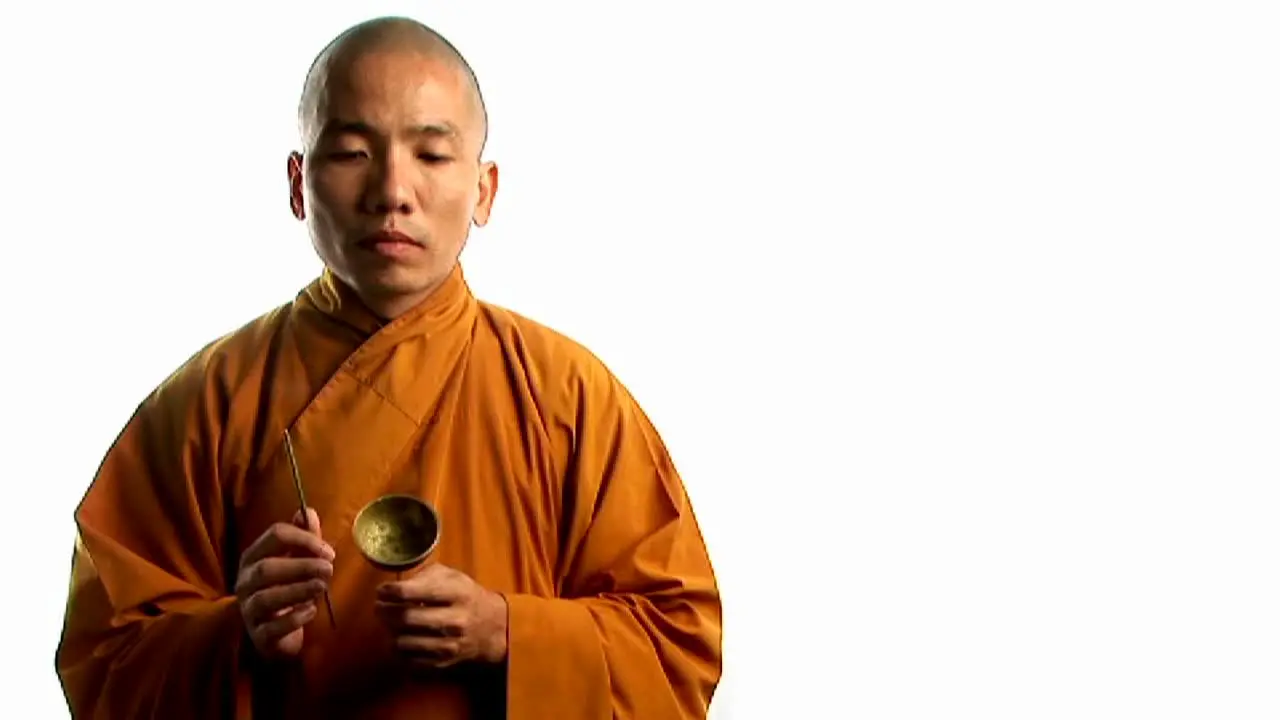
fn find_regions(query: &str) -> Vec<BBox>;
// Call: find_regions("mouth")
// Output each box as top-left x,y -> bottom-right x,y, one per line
358,230 -> 423,248
357,230 -> 426,261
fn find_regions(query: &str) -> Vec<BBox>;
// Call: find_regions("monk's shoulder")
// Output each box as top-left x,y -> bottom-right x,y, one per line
147,302 -> 293,412
475,301 -> 621,406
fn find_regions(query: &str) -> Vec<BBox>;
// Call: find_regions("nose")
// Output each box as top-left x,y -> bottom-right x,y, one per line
363,151 -> 414,216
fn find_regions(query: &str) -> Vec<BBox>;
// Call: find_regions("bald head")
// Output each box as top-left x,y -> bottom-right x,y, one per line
298,16 -> 488,157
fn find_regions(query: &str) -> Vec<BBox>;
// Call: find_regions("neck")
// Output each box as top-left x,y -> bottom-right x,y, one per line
361,285 -> 442,322
344,267 -> 458,323
310,263 -> 472,338
300,261 -> 479,366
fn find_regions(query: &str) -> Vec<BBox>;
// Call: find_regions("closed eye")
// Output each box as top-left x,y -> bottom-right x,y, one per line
419,153 -> 451,164
328,150 -> 367,162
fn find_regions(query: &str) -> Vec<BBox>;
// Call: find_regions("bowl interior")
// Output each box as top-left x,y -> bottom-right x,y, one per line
352,495 -> 439,567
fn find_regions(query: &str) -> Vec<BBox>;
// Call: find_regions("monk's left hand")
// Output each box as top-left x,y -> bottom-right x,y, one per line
375,564 -> 508,669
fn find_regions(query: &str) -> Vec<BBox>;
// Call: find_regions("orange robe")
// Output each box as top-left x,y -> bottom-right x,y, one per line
56,266 -> 722,719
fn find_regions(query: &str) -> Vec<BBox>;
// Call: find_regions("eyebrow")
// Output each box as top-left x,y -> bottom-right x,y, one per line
318,120 -> 460,141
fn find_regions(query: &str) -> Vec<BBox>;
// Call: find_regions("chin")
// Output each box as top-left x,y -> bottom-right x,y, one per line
357,266 -> 440,296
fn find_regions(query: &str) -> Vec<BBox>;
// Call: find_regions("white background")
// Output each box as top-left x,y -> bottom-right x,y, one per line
2,1 -> 1279,717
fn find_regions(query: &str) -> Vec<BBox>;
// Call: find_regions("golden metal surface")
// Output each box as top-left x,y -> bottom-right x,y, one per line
351,494 -> 441,572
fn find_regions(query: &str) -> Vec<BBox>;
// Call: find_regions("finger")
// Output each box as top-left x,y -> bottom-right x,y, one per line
241,522 -> 335,567
409,655 -> 461,671
244,578 -> 328,626
377,565 -> 458,604
236,556 -> 333,598
291,507 -> 322,535
255,601 -> 318,645
375,602 -> 462,636
395,633 -> 461,662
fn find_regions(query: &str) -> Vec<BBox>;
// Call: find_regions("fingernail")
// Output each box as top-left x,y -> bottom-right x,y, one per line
322,544 -> 336,560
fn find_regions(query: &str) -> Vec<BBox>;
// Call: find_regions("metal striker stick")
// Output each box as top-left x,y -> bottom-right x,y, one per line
283,429 -> 337,629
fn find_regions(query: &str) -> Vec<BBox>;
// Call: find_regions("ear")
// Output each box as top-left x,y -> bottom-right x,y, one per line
471,161 -> 499,227
288,152 -> 306,221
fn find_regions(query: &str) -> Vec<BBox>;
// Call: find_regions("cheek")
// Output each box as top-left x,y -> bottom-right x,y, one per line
305,179 -> 352,225
302,198 -> 349,258
423,177 -> 479,216
307,173 -> 344,207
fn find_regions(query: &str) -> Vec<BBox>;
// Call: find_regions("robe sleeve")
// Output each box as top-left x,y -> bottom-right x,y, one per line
504,366 -> 723,719
55,353 -> 253,719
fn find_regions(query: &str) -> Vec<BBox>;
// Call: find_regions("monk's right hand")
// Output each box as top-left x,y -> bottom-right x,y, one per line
234,508 -> 336,660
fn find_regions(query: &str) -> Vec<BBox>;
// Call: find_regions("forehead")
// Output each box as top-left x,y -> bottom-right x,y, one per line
308,50 -> 473,138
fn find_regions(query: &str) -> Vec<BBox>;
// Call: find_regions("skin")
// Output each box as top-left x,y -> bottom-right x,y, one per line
239,19 -> 504,666
235,509 -> 334,659
376,564 -> 509,669
288,19 -> 498,321
235,509 -> 508,666
236,19 -> 508,666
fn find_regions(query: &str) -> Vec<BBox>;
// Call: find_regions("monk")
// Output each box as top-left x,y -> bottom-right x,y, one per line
55,16 -> 722,719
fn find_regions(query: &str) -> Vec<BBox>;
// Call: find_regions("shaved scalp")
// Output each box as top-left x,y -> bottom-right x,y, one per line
298,16 -> 489,156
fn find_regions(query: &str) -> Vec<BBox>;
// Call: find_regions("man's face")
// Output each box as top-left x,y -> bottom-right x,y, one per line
289,49 -> 496,316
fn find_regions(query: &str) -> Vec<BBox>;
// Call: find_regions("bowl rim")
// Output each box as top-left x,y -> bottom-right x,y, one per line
350,493 -> 441,569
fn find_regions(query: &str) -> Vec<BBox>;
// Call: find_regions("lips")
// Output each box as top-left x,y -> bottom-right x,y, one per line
359,230 -> 422,248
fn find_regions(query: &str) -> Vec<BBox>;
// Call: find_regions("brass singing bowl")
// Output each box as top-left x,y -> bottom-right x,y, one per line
351,494 -> 441,572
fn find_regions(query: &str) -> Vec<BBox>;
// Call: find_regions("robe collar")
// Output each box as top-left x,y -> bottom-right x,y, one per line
302,262 -> 477,350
